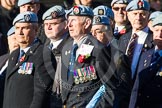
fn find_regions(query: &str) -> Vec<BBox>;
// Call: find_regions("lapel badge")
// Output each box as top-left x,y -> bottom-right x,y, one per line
30,50 -> 33,54
159,72 -> 162,76
156,71 -> 162,76
73,6 -> 80,15
94,16 -> 101,23
51,11 -> 58,19
144,59 -> 147,63
138,0 -> 144,9
144,63 -> 147,67
65,50 -> 70,55
24,14 -> 31,22
98,9 -> 104,15
144,44 -> 147,48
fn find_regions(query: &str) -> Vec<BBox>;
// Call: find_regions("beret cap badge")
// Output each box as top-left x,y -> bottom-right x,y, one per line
73,6 -> 80,15
94,16 -> 101,23
24,14 -> 31,22
98,9 -> 104,15
138,0 -> 144,9
51,11 -> 58,19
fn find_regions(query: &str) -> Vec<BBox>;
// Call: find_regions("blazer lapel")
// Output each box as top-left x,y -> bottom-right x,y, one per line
62,39 -> 73,81
119,30 -> 132,52
7,41 -> 40,79
43,43 -> 56,79
6,49 -> 20,79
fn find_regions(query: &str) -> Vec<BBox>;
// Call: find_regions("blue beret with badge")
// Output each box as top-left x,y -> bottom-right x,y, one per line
13,11 -> 38,25
152,15 -> 162,27
126,0 -> 150,11
93,5 -> 114,20
92,15 -> 110,25
111,0 -> 130,6
149,11 -> 162,21
18,0 -> 39,7
7,26 -> 15,36
66,5 -> 94,18
42,5 -> 65,20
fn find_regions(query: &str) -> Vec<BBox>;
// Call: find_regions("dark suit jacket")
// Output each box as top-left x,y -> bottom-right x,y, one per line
95,41 -> 132,108
43,33 -> 70,108
3,41 -> 51,108
130,47 -> 162,108
0,54 -> 9,108
61,35 -> 104,107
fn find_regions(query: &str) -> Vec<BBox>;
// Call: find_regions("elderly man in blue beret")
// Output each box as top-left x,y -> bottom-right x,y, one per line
111,0 -> 132,39
129,14 -> 162,108
91,15 -> 113,45
61,5 -> 106,107
3,11 -> 55,108
118,0 -> 153,80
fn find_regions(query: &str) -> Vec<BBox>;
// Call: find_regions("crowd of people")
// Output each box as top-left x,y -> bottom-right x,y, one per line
0,0 -> 162,108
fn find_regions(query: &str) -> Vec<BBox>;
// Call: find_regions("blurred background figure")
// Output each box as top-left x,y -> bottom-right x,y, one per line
0,26 -> 19,108
93,5 -> 114,28
148,0 -> 162,12
148,11 -> 162,31
63,0 -> 103,9
0,0 -> 19,36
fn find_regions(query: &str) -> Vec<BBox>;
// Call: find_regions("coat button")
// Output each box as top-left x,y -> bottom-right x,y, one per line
157,85 -> 161,87
146,96 -> 150,98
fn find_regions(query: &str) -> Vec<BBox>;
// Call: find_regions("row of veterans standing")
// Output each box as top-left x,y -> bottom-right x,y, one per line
0,0 -> 162,108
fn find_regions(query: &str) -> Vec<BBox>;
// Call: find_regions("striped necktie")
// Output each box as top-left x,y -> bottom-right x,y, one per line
127,33 -> 138,63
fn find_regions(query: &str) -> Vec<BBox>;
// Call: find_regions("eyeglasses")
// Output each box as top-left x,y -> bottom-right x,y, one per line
112,7 -> 126,11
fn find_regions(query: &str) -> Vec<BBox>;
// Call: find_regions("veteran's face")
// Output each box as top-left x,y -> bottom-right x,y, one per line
7,34 -> 19,53
15,23 -> 37,48
153,25 -> 162,49
20,3 -> 40,14
91,25 -> 112,44
112,4 -> 128,26
127,10 -> 149,32
44,18 -> 66,40
67,16 -> 87,40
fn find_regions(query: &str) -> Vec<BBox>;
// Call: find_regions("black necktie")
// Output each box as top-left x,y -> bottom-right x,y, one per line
48,43 -> 53,50
68,44 -> 78,78
127,33 -> 138,63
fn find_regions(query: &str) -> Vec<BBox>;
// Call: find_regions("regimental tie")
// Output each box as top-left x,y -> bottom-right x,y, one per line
19,50 -> 25,62
127,33 -> 138,63
68,43 -> 78,79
